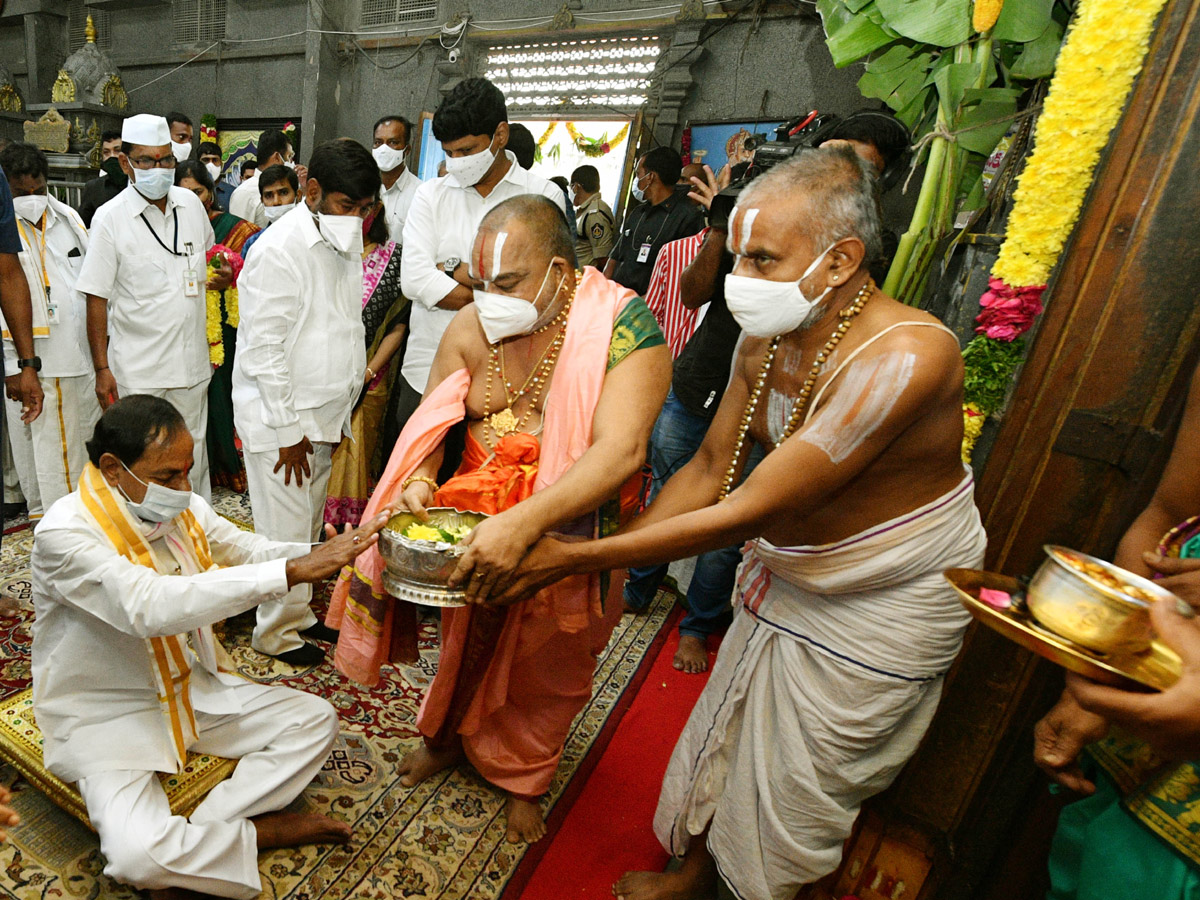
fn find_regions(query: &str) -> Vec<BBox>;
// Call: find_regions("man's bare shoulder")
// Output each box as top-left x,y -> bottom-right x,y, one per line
856,292 -> 961,368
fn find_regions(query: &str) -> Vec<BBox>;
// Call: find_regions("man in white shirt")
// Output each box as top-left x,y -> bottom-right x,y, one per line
398,77 -> 567,459
371,114 -> 421,245
33,394 -> 391,899
228,129 -> 299,228
0,142 -> 101,518
233,138 -> 380,665
77,114 -> 218,501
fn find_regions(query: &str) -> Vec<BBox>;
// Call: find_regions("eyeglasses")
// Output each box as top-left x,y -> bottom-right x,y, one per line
128,155 -> 177,170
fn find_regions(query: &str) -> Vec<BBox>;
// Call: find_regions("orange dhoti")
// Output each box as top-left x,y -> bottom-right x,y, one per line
424,432 -> 622,798
326,268 -> 655,799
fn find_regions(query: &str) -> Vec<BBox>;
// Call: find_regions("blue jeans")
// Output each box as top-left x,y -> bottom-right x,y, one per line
623,392 -> 762,640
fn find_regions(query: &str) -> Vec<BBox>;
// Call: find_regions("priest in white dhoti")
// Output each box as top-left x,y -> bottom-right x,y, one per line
498,148 -> 988,900
76,114 -> 219,502
0,142 -> 101,518
31,394 -> 391,899
232,139 -> 380,665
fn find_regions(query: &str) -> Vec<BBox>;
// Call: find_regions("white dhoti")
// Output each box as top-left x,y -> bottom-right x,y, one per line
118,380 -> 212,503
77,681 -> 337,900
655,470 -> 987,900
243,442 -> 333,655
4,374 -> 100,517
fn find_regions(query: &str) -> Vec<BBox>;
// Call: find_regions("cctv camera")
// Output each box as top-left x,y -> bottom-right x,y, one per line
448,48 -> 461,63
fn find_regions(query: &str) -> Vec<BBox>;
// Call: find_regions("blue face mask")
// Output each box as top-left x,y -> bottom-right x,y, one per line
119,462 -> 193,523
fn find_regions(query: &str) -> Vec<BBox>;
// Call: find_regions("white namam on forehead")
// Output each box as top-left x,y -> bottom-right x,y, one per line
799,351 -> 916,464
728,205 -> 760,257
488,231 -> 507,284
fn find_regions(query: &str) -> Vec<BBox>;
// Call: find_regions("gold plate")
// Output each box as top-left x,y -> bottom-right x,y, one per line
945,569 -> 1181,692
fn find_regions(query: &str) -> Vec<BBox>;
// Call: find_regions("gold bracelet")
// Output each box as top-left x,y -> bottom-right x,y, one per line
366,366 -> 376,380
401,475 -> 439,493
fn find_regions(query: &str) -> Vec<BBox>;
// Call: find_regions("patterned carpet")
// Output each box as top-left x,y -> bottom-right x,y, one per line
0,489 -> 675,899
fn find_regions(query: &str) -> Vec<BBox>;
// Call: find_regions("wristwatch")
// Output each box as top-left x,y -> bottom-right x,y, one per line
16,356 -> 41,373
442,257 -> 461,275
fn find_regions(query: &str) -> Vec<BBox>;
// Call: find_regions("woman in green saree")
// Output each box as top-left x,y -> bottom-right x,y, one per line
176,160 -> 260,492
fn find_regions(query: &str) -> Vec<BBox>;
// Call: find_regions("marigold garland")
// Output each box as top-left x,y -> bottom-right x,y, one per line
534,121 -> 631,158
205,244 -> 243,368
961,0 -> 1168,459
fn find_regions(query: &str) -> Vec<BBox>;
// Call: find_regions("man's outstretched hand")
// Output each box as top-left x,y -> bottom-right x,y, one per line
285,510 -> 392,587
1067,599 -> 1200,761
484,535 -> 579,607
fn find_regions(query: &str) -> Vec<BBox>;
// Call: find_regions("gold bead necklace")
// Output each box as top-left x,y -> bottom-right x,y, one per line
482,279 -> 578,449
718,278 -> 874,500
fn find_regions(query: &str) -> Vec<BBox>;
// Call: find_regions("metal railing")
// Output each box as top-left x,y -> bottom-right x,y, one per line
47,180 -> 84,210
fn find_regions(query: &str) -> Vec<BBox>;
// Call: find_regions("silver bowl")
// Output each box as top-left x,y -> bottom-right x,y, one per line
1027,545 -> 1190,654
378,507 -> 489,607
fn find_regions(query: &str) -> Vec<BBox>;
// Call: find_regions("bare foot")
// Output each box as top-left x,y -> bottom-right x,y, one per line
504,795 -> 546,843
396,741 -> 463,788
612,869 -> 715,900
251,810 -> 352,849
673,634 -> 709,674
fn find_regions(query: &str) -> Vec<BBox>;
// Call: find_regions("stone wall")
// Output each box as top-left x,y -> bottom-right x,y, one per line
0,1 -> 869,159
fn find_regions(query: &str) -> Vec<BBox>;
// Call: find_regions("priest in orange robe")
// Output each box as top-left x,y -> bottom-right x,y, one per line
326,195 -> 670,841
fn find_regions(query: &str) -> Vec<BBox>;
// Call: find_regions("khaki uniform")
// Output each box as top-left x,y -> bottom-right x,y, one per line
575,192 -> 615,267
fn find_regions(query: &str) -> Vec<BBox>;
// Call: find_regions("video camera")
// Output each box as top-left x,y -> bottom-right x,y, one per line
708,109 -> 910,231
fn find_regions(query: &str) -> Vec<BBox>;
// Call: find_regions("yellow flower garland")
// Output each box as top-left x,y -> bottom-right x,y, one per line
991,0 -> 1168,289
963,0 -> 1168,459
205,287 -> 239,368
534,121 -> 631,157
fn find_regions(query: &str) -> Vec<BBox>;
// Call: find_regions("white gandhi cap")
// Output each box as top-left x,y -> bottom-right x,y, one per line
121,114 -> 171,147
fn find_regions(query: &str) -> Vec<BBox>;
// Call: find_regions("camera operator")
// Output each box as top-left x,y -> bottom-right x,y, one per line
604,147 -> 704,295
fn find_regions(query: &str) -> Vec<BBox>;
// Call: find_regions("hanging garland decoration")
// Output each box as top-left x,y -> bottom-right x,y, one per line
533,122 -> 631,158
205,245 -> 243,368
565,122 -> 630,157
960,0 -> 1169,460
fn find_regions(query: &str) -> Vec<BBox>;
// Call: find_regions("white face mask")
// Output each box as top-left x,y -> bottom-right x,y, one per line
445,134 -> 498,188
263,201 -> 295,222
473,262 -> 565,345
132,166 -> 174,201
372,143 -> 407,173
316,211 -> 364,255
119,461 -> 193,523
204,162 -> 222,182
171,140 -> 192,163
284,159 -> 297,170
631,173 -> 647,203
724,244 -> 836,338
13,194 -> 48,223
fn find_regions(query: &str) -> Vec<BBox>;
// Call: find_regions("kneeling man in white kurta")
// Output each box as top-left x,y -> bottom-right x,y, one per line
30,395 -> 390,900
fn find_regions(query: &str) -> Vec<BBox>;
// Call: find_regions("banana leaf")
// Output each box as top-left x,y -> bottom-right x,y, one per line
992,0 -> 1056,43
818,0 -> 898,66
1010,19 -> 1064,79
875,0 -> 971,47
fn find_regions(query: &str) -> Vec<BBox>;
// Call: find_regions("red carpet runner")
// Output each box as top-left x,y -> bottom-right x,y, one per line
512,623 -> 716,900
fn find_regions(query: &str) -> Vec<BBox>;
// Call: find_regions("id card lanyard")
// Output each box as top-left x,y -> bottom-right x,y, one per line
16,212 -> 57,324
636,204 -> 672,264
140,207 -> 200,296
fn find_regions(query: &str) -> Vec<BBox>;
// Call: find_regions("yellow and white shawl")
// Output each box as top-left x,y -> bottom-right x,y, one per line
77,462 -> 216,770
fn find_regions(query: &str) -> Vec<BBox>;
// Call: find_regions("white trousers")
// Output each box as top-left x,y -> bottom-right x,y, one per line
243,442 -> 333,655
77,683 -> 338,899
4,374 -> 101,517
118,380 -> 211,503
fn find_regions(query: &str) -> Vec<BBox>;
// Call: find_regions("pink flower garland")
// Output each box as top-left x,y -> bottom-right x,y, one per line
974,277 -> 1046,341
